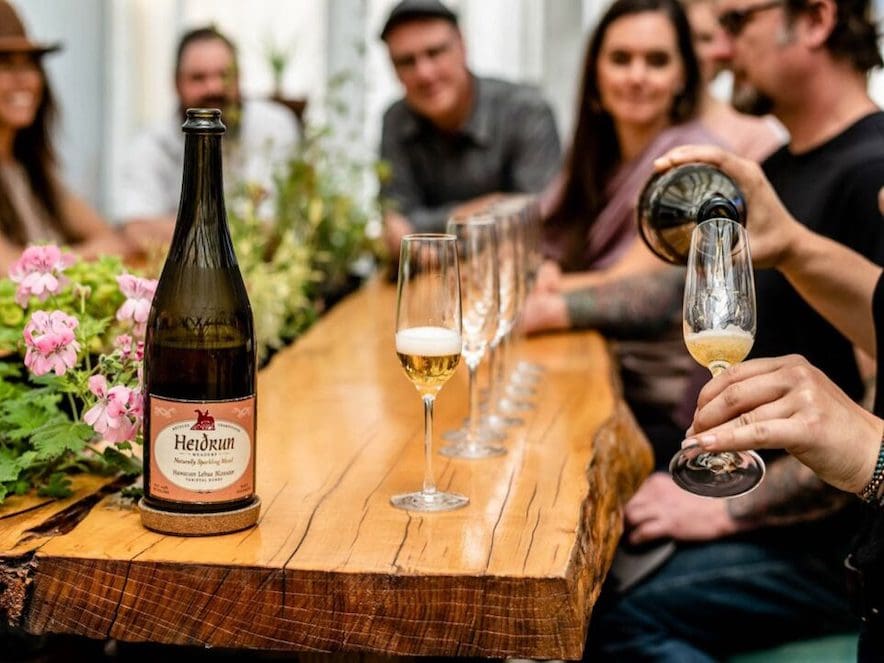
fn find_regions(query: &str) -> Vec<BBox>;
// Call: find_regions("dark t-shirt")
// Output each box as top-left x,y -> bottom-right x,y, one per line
857,273 -> 884,598
751,113 -> 884,556
851,274 -> 884,660
758,112 -> 884,399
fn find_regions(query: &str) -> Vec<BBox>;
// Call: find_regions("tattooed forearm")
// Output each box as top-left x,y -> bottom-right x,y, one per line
727,455 -> 853,526
564,266 -> 685,338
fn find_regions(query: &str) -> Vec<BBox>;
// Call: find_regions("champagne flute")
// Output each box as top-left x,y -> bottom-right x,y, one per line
483,207 -> 525,430
441,216 -> 504,458
670,218 -> 765,498
392,234 -> 469,511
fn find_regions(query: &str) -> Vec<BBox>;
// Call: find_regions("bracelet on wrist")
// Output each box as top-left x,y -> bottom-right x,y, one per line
858,433 -> 884,505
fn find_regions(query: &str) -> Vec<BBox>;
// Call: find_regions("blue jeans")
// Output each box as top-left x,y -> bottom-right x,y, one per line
585,539 -> 858,662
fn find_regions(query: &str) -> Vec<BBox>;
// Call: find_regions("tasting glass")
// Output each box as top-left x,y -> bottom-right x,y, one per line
670,218 -> 764,498
482,207 -> 525,432
440,216 -> 504,458
392,234 -> 468,511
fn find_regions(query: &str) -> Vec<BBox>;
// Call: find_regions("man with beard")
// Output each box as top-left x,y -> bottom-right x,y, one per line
116,27 -> 298,254
587,0 -> 884,659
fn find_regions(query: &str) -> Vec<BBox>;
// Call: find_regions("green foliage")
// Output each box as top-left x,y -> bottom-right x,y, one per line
0,254 -> 127,356
38,472 -> 73,499
227,101 -> 384,362
0,255 -> 143,505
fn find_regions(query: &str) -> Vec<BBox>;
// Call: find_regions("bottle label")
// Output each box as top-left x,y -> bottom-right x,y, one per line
149,394 -> 255,503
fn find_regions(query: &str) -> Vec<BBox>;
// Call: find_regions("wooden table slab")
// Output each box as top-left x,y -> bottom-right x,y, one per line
0,279 -> 652,659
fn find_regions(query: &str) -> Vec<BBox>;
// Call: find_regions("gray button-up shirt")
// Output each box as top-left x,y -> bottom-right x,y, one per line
380,76 -> 562,232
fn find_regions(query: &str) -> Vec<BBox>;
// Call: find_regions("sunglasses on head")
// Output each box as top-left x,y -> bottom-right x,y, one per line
718,0 -> 784,36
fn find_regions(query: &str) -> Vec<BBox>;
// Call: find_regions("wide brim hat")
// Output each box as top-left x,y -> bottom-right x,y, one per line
0,0 -> 61,55
380,0 -> 458,41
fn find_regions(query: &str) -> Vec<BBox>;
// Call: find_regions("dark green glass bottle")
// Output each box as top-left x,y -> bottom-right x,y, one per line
142,108 -> 257,514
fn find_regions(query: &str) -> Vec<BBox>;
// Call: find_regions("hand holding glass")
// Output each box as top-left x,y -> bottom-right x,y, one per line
670,218 -> 765,498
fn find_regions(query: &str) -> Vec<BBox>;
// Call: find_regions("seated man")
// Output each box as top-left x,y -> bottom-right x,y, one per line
115,26 -> 299,254
379,0 -> 561,254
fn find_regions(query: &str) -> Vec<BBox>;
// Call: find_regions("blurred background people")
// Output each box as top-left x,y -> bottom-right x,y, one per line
681,0 -> 785,160
115,25 -> 299,256
525,0 -> 717,465
378,0 -> 561,255
0,0 -> 127,273
586,0 -> 884,657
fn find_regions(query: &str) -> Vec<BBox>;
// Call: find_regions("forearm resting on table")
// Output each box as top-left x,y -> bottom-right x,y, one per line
726,454 -> 854,528
565,266 -> 684,337
0,236 -> 23,273
122,217 -> 176,254
558,239 -> 664,293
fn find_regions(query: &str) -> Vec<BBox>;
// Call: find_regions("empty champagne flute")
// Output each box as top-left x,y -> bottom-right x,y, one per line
441,215 -> 504,458
670,218 -> 764,498
494,203 -> 534,412
392,234 -> 469,511
483,207 -> 525,431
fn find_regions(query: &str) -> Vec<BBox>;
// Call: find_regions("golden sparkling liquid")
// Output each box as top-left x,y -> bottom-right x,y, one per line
396,326 -> 461,396
684,327 -> 754,370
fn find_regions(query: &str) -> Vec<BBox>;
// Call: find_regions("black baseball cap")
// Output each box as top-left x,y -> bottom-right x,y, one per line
380,0 -> 458,41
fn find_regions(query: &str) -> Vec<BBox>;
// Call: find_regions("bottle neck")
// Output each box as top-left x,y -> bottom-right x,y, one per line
175,132 -> 226,233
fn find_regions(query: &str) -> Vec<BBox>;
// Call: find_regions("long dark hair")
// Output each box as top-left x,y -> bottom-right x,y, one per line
545,0 -> 701,270
0,58 -> 69,245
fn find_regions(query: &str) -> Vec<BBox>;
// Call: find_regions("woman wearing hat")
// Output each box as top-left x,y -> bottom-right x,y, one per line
0,0 -> 127,272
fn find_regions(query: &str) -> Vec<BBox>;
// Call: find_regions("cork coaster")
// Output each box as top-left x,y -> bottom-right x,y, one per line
138,497 -> 261,536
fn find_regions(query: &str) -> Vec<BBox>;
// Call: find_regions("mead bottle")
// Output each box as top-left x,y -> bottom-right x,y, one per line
142,108 -> 257,515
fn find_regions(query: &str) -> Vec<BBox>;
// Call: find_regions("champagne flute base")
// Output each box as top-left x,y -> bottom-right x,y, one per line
390,490 -> 469,512
498,397 -> 534,413
483,413 -> 524,429
440,442 -> 506,459
516,360 -> 545,374
506,384 -> 537,399
669,445 -> 765,498
443,422 -> 506,443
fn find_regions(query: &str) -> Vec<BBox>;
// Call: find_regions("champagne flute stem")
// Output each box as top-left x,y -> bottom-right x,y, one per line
422,395 -> 437,496
486,343 -> 499,409
496,336 -> 508,391
500,333 -> 510,384
466,361 -> 481,450
709,363 -> 729,377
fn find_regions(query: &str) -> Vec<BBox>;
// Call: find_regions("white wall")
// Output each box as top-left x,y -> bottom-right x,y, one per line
17,0 -> 107,211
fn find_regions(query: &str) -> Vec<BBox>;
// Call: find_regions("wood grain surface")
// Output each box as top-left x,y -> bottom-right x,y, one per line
0,279 -> 652,659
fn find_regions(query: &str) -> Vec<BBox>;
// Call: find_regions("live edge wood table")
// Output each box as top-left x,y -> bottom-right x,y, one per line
0,279 -> 652,660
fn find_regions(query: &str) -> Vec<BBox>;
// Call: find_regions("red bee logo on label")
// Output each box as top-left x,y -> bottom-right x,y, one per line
192,409 -> 216,430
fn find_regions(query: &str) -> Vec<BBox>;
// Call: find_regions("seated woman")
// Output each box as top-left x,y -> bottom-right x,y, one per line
528,0 -> 719,464
0,1 -> 127,273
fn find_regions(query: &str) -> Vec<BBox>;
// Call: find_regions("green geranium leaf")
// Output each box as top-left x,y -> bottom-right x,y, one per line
38,472 -> 73,499
0,449 -> 21,483
102,446 -> 141,476
31,421 -> 93,460
0,398 -> 65,442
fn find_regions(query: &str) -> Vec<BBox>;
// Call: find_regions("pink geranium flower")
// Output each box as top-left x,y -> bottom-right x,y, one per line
23,310 -> 81,377
9,245 -> 77,307
83,376 -> 141,443
115,274 -> 157,337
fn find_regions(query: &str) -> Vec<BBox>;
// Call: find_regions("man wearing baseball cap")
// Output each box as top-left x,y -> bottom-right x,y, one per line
379,0 -> 561,253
